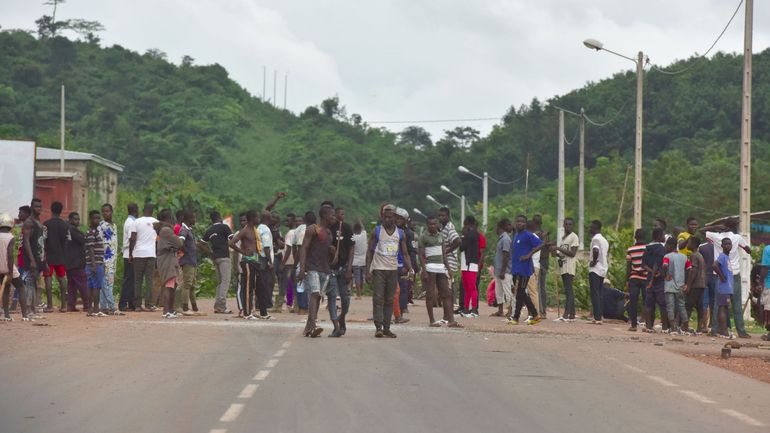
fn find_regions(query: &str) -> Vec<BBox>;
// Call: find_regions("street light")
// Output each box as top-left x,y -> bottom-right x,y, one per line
584,38 -> 644,230
440,185 -> 466,228
425,194 -> 447,209
457,165 -> 488,231
412,208 -> 427,219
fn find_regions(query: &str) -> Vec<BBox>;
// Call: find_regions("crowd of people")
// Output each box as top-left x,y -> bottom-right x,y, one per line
1,194 -> 769,341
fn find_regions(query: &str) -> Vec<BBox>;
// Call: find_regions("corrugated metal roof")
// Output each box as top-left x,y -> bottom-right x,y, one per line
36,147 -> 124,172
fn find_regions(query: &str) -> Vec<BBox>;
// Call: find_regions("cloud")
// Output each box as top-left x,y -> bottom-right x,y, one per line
2,0 -> 768,139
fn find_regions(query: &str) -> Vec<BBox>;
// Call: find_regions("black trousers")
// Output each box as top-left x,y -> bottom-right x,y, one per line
513,274 -> 537,320
628,279 -> 646,327
118,258 -> 134,310
589,272 -> 604,321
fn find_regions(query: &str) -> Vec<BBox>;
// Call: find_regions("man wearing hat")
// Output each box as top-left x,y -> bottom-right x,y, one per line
394,207 -> 413,324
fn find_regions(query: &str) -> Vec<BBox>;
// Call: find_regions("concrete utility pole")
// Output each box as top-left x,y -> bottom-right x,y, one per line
578,108 -> 586,249
60,85 -> 65,172
482,172 -> 488,231
557,109 -> 565,241
633,51 -> 644,230
523,152 -> 530,214
283,73 -> 288,110
740,0 -> 753,318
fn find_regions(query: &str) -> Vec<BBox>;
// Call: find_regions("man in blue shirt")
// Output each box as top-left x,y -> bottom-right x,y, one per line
509,215 -> 546,325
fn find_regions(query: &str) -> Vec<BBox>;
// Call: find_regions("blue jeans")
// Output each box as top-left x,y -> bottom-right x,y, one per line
328,266 -> 351,321
86,264 -> 105,289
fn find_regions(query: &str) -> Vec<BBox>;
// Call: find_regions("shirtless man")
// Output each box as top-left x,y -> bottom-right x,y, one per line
230,210 -> 264,319
298,205 -> 337,337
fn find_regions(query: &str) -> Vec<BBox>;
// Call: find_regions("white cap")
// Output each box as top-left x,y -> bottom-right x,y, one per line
395,207 -> 409,219
0,213 -> 13,229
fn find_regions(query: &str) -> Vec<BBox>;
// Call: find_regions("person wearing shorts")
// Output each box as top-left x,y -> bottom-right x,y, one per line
419,215 -> 461,328
298,206 -> 337,337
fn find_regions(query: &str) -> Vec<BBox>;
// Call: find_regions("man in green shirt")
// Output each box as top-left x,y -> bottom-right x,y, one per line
419,215 -> 462,328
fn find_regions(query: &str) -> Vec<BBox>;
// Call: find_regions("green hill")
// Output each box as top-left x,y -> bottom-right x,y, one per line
1,28 -> 769,229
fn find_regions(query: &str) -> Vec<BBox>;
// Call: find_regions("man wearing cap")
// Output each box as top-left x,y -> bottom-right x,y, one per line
366,204 -> 413,338
394,207 -> 412,324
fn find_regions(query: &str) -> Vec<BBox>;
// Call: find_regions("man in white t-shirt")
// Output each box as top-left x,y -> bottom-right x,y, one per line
588,220 -> 609,324
118,203 -> 138,311
351,221 -> 368,300
277,213 -> 297,312
704,217 -> 752,338
129,203 -> 159,311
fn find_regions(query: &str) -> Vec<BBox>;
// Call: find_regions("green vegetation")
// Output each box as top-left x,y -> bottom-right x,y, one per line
2,19 -> 770,297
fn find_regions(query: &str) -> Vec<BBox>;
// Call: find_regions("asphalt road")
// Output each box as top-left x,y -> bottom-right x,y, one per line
1,318 -> 768,433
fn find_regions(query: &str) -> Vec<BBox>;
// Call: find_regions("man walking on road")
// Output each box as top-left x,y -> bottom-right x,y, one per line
366,204 -> 412,338
129,203 -> 158,312
328,207 -> 354,335
298,205 -> 337,337
204,211 -> 233,314
588,220 -> 609,325
509,215 -> 545,325
492,218 -> 513,319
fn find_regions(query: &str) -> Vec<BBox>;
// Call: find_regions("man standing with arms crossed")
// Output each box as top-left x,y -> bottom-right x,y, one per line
366,204 -> 412,338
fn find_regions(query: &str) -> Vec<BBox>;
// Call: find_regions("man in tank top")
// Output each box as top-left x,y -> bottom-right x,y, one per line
366,204 -> 413,338
298,205 -> 338,338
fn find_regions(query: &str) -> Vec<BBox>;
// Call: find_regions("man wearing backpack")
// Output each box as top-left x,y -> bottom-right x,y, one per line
366,204 -> 413,338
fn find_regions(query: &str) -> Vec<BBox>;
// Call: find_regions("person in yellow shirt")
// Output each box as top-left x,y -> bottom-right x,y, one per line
677,217 -> 699,256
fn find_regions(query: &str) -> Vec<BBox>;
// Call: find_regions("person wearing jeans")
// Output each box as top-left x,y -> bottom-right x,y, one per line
588,220 -> 609,324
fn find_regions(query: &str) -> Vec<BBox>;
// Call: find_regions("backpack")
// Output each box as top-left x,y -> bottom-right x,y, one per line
371,224 -> 404,253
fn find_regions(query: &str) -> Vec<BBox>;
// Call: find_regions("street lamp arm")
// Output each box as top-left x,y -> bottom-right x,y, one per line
457,166 -> 483,180
440,185 -> 462,200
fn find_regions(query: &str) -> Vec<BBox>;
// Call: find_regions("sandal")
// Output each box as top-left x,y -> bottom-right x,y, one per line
447,321 -> 464,328
430,321 -> 443,327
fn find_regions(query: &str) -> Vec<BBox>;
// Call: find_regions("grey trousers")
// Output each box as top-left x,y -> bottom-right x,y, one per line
371,269 -> 398,330
133,257 -> 156,308
214,258 -> 232,311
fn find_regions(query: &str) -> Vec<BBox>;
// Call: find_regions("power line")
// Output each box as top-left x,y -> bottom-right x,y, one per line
649,0 -> 743,75
582,101 -> 628,127
368,117 -> 500,124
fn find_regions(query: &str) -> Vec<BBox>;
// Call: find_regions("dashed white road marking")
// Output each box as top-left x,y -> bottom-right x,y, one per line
282,341 -> 292,348
274,349 -> 286,357
210,429 -> 227,433
238,384 -> 259,399
253,370 -> 271,381
606,356 -> 618,361
678,390 -> 715,404
622,364 -> 645,373
646,375 -> 678,387
265,358 -> 279,368
219,404 -> 244,422
720,409 -> 765,427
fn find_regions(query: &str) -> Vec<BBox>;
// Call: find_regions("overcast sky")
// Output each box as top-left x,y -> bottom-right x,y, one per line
2,0 -> 768,138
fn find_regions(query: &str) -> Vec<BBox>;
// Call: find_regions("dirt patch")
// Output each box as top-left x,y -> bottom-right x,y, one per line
678,348 -> 770,384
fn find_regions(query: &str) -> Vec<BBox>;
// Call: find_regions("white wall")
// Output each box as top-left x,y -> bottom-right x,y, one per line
0,140 -> 35,216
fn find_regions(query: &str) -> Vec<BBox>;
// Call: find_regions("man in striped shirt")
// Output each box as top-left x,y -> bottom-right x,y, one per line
625,228 -> 647,331
437,207 -> 460,309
